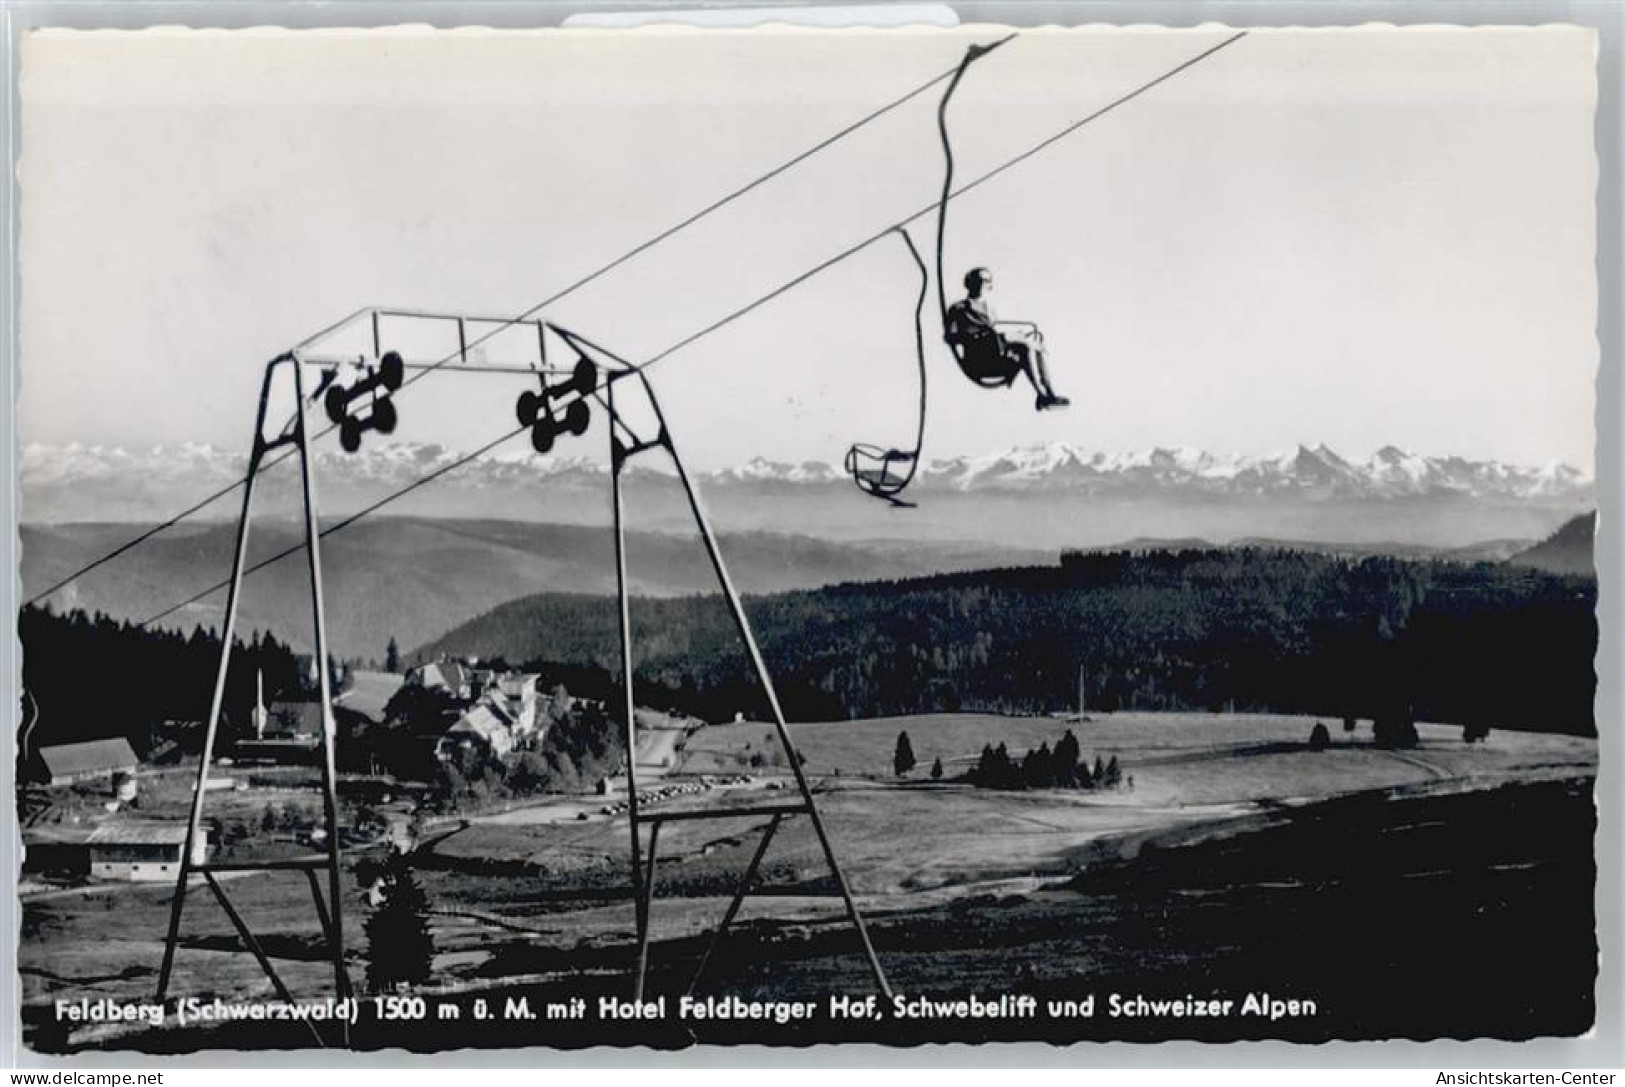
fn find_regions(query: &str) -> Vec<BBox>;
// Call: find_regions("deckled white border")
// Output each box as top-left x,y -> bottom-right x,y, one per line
1,1 -> 1618,1072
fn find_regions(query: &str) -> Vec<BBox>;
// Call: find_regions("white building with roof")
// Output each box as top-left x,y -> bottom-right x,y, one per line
86,823 -> 208,882
435,704 -> 515,763
490,673 -> 541,741
334,669 -> 407,726
408,661 -> 472,700
33,738 -> 139,788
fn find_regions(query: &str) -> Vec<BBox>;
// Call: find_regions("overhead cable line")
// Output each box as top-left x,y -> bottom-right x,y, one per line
26,477 -> 264,609
636,31 -> 1247,375
26,42 -> 1006,608
112,32 -> 1247,631
138,425 -> 529,628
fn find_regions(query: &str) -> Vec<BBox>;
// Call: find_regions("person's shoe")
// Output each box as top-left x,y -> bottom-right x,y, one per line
1036,394 -> 1070,411
1048,394 -> 1071,409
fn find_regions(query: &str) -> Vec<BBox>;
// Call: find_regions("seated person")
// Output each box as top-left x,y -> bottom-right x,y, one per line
944,267 -> 1069,410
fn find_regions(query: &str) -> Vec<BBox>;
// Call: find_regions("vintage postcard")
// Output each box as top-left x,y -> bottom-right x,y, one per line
12,22 -> 1601,1055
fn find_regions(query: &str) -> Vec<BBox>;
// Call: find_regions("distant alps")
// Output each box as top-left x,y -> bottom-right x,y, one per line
20,439 -> 1593,515
19,440 -> 1592,553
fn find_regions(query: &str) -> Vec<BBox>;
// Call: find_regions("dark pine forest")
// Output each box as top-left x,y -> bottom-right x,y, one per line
18,548 -> 1598,758
17,606 -> 307,759
414,548 -> 1597,736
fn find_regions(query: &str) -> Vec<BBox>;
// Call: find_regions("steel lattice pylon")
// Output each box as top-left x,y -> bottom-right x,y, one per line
152,309 -> 888,1049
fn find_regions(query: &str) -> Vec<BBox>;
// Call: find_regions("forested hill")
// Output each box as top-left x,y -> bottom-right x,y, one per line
21,517 -> 1050,659
416,548 -> 1597,736
1508,511 -> 1595,576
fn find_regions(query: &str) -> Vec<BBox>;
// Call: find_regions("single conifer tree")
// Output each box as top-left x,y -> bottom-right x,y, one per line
1103,755 -> 1122,789
364,850 -> 435,992
1054,730 -> 1082,787
893,731 -> 917,777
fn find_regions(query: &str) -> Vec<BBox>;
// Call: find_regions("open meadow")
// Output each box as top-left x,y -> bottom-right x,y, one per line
19,710 -> 1598,1051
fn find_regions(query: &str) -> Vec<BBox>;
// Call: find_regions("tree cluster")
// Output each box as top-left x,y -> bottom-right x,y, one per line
968,730 -> 1121,792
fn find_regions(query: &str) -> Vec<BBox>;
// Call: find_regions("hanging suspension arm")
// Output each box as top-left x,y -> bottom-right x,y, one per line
934,35 -> 1017,330
844,226 -> 930,506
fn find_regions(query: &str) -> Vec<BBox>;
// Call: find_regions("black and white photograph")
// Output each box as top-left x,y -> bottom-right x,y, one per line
9,17 -> 1607,1059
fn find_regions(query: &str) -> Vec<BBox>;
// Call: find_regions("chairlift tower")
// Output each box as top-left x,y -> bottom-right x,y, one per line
154,307 -> 888,1045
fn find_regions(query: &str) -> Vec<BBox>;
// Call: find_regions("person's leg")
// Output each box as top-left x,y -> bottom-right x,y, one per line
1008,339 -> 1068,408
1030,342 -> 1065,403
1006,342 -> 1049,402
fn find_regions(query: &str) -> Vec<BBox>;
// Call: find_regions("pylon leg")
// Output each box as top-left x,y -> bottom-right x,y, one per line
156,362 -> 279,1003
155,356 -> 352,1045
627,370 -> 893,999
686,813 -> 785,995
633,821 -> 661,996
290,359 -> 352,1011
608,379 -> 650,1000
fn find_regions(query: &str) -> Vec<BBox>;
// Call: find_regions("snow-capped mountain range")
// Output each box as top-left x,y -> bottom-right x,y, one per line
20,440 -> 1592,517
911,443 -> 1591,499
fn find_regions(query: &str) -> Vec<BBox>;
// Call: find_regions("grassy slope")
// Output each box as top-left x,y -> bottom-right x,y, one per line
428,712 -> 1596,896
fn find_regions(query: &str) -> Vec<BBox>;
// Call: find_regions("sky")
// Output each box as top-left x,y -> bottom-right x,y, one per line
19,24 -> 1599,474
